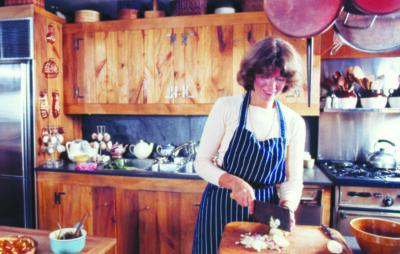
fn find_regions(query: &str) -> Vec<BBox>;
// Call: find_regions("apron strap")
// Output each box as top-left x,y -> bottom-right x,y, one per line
275,101 -> 287,139
238,91 -> 251,127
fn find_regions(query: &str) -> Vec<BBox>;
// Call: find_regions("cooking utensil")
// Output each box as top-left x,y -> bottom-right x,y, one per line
333,3 -> 400,53
229,193 -> 291,231
57,221 -> 63,239
263,0 -> 344,38
322,224 -> 350,253
367,139 -> 397,169
73,213 -> 88,238
252,200 -> 291,232
351,0 -> 400,15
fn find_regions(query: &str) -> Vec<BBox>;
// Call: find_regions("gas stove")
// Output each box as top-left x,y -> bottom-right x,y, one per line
318,160 -> 400,187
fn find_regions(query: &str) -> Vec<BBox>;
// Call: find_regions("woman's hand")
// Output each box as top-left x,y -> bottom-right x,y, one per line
219,173 -> 255,213
280,201 -> 296,231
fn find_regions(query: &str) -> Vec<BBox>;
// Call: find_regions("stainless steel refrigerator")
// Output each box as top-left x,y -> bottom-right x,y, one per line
0,18 -> 35,228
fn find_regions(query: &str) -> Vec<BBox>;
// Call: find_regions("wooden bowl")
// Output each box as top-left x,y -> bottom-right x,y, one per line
350,217 -> 400,254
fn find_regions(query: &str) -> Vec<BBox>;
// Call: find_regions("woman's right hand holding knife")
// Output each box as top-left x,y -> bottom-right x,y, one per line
219,172 -> 256,213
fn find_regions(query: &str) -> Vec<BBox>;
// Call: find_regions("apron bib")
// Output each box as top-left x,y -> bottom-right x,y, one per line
192,91 -> 287,254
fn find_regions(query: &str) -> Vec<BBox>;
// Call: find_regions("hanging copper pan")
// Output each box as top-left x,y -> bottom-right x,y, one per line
351,0 -> 400,15
263,0 -> 344,38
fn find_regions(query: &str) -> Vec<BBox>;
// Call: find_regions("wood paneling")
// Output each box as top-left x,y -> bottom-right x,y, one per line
62,12 -> 320,115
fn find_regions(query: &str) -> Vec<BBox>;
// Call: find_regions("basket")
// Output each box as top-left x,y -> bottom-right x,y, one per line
75,10 -> 100,23
242,0 -> 264,12
4,0 -> 44,8
171,0 -> 208,16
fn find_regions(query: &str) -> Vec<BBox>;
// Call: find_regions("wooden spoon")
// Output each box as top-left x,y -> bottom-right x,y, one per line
73,213 -> 88,238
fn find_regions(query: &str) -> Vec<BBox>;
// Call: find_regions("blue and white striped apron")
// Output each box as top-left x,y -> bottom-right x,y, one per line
192,91 -> 288,254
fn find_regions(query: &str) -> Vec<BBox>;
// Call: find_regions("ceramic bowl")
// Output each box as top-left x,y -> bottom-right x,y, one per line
360,97 -> 387,108
74,154 -> 89,164
49,228 -> 87,254
215,7 -> 235,14
350,217 -> 400,254
389,96 -> 400,108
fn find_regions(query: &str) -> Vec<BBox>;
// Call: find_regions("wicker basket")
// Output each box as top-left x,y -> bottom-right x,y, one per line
242,0 -> 264,12
5,0 -> 44,8
171,0 -> 208,16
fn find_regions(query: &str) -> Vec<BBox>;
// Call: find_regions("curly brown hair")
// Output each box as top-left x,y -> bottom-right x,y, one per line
237,36 -> 304,93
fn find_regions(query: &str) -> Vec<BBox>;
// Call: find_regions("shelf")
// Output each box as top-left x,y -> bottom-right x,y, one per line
321,108 -> 400,113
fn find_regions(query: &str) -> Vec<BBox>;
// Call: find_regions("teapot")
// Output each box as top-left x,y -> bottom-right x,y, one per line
109,143 -> 128,159
66,139 -> 97,162
156,144 -> 175,157
367,139 -> 397,169
129,140 -> 154,160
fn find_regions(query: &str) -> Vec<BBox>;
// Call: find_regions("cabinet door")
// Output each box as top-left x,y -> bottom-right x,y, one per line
138,191 -> 180,254
179,193 -> 202,254
37,182 -> 116,238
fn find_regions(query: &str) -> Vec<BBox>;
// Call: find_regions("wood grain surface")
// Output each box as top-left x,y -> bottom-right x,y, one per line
219,222 -> 352,254
0,226 -> 116,254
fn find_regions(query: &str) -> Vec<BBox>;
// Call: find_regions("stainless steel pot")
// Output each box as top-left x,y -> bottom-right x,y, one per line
333,5 -> 400,53
368,139 -> 397,169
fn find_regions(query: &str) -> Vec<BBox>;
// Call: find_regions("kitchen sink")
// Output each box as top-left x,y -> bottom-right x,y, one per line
103,159 -> 156,171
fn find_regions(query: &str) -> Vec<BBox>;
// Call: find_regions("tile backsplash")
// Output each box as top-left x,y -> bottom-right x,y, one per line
82,115 -> 317,158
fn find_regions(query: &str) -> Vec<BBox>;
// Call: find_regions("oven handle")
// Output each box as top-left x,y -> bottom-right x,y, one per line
340,210 -> 400,220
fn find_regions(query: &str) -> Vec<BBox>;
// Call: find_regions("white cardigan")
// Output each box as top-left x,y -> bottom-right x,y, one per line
194,95 -> 306,211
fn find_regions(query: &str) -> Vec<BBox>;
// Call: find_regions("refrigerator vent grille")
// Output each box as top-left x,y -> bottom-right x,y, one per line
0,19 -> 32,59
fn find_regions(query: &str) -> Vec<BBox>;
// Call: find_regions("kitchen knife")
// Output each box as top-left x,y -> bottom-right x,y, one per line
252,200 -> 291,232
321,224 -> 349,253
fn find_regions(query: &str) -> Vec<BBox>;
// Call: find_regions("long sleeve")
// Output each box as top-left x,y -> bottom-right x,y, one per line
194,98 -> 232,186
279,114 -> 306,212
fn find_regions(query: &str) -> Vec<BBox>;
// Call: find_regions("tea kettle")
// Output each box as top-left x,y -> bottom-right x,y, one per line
129,140 -> 154,160
367,139 -> 397,169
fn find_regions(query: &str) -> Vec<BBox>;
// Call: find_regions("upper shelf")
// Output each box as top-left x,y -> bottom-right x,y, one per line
322,108 -> 400,113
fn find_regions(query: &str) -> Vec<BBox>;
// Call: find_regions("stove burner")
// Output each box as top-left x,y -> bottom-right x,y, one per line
320,160 -> 400,182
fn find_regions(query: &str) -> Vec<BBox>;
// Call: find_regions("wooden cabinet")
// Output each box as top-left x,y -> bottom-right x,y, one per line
62,12 -> 320,116
37,171 -> 206,254
36,181 -> 116,238
137,191 -> 201,254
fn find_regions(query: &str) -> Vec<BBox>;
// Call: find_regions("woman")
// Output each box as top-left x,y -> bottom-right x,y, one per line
192,36 -> 306,254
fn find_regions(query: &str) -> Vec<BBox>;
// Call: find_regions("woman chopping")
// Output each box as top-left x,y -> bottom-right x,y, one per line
192,36 -> 306,254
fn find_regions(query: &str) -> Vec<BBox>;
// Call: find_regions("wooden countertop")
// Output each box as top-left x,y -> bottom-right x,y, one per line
0,226 -> 116,254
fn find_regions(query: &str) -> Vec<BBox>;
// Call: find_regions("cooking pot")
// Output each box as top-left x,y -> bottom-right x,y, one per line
367,139 -> 397,169
351,0 -> 400,15
333,1 -> 400,53
263,0 -> 344,38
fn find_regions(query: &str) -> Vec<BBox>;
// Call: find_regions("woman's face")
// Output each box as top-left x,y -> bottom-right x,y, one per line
253,67 -> 286,103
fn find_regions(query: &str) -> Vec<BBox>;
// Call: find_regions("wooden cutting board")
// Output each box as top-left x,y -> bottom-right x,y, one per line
219,222 -> 352,253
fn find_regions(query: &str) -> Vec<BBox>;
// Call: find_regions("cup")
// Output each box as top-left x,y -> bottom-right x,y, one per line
49,228 -> 87,254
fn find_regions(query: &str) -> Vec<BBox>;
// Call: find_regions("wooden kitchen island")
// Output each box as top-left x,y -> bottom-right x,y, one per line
36,165 -> 332,254
0,226 -> 116,254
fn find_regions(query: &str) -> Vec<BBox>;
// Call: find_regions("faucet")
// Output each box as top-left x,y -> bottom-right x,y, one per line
170,141 -> 197,161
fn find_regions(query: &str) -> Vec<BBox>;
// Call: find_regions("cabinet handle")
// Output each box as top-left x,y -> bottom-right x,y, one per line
73,38 -> 84,50
182,86 -> 194,98
74,87 -> 85,99
181,32 -> 194,46
193,204 -> 200,207
164,33 -> 177,46
285,87 -> 300,98
54,192 -> 66,205
145,206 -> 151,210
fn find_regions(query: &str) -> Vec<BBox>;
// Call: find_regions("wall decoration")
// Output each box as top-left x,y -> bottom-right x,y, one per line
39,90 -> 49,119
52,91 -> 60,118
42,59 -> 59,78
46,24 -> 56,44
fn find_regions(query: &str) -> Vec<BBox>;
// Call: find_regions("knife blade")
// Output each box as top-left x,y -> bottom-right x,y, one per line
252,200 -> 291,232
321,224 -> 349,253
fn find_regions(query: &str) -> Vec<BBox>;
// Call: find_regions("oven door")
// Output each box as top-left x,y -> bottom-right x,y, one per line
337,209 -> 400,236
